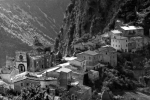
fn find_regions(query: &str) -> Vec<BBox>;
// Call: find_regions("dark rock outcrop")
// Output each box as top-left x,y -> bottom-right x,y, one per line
57,0 -> 124,55
56,0 -> 150,56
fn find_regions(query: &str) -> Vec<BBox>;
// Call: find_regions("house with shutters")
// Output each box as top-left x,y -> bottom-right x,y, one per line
76,50 -> 101,70
96,45 -> 117,67
110,20 -> 145,52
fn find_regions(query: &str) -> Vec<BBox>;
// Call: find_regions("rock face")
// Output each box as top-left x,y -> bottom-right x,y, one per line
0,0 -> 70,67
57,0 -> 124,55
57,0 -> 150,56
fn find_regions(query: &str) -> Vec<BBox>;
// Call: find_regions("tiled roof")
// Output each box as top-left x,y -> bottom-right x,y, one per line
79,50 -> 99,56
1,67 -> 17,74
98,45 -> 116,52
63,57 -> 77,61
101,33 -> 109,37
56,67 -> 72,73
112,36 -> 127,39
111,30 -> 122,34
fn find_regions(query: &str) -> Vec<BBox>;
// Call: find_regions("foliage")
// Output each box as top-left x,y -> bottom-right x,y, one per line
54,37 -> 59,53
5,89 -> 19,96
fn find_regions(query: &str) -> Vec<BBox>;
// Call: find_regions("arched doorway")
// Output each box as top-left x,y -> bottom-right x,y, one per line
18,64 -> 25,72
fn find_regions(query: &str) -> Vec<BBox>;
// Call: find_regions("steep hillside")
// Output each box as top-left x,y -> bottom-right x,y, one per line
56,0 -> 150,55
57,0 -> 124,55
0,0 -> 70,67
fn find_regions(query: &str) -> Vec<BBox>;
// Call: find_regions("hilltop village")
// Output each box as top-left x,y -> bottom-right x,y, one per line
0,20 -> 150,100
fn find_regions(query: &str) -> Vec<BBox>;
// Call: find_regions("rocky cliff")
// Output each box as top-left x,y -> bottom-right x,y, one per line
56,0 -> 150,55
0,0 -> 69,67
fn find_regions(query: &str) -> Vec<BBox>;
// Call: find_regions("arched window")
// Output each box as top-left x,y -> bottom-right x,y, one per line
71,94 -> 75,100
18,64 -> 25,72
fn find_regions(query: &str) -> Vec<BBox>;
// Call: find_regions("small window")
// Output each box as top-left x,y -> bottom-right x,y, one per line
126,44 -> 128,47
106,52 -> 107,55
26,83 -> 29,86
126,40 -> 127,42
89,57 -> 91,60
21,83 -> 23,86
116,45 -> 117,47
71,94 -> 75,100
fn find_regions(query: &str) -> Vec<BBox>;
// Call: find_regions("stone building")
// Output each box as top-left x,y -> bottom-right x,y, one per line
76,50 -> 101,70
27,50 -> 51,72
15,51 -> 28,73
96,45 -> 117,67
11,71 -> 40,92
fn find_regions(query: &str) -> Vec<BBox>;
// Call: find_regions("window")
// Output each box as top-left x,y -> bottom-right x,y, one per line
126,44 -> 128,47
26,83 -> 29,86
19,55 -> 23,61
106,52 -> 107,55
21,83 -> 23,86
89,57 -> 91,60
71,94 -> 75,100
126,40 -> 127,42
116,45 -> 117,47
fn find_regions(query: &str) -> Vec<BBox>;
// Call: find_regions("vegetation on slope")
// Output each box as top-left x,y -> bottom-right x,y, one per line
55,0 -> 150,56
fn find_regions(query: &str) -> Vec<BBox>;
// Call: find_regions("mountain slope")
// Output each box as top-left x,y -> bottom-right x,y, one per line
57,0 -> 124,55
0,0 -> 70,67
56,0 -> 150,56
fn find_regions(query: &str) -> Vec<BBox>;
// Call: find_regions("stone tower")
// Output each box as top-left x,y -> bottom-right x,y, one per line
15,51 -> 27,73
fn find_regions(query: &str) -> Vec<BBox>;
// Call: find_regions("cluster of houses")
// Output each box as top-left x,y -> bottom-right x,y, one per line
74,20 -> 150,53
0,19 -> 150,100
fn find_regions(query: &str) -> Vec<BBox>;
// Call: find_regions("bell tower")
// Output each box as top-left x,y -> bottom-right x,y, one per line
15,51 -> 27,73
